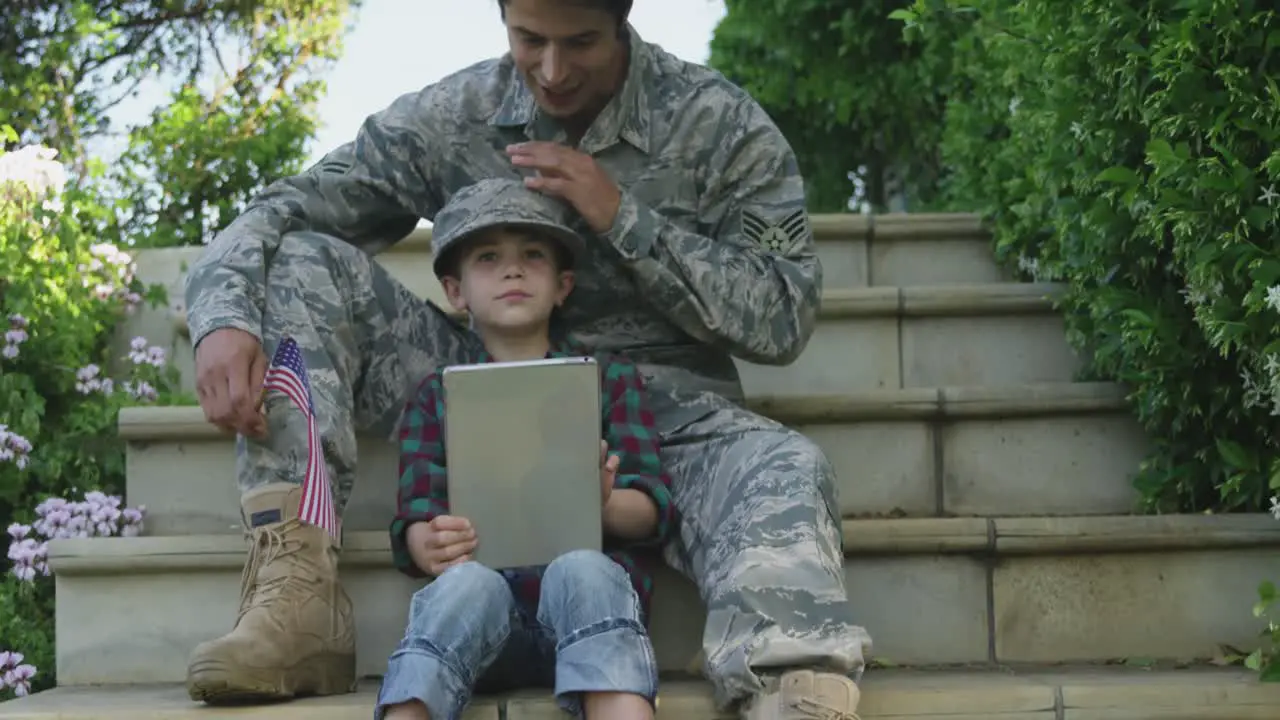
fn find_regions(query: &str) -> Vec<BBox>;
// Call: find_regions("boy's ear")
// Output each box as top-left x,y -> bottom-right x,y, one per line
554,269 -> 575,306
440,275 -> 468,312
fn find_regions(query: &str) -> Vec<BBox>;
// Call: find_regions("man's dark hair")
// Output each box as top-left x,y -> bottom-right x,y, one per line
497,0 -> 633,27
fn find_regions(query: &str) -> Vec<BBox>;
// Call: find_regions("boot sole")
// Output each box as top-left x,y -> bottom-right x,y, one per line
186,652 -> 358,704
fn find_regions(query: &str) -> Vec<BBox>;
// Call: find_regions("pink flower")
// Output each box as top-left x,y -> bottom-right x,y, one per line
0,424 -> 32,469
122,380 -> 158,402
1,314 -> 26,359
127,336 -> 167,367
0,652 -> 37,696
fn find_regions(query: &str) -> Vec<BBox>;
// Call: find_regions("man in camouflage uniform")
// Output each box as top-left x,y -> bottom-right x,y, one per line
182,0 -> 872,717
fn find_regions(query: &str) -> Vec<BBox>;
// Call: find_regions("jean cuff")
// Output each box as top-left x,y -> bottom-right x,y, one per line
374,643 -> 470,720
553,617 -> 659,716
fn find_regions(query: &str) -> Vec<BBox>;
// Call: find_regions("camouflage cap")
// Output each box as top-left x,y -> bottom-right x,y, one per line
430,177 -> 587,278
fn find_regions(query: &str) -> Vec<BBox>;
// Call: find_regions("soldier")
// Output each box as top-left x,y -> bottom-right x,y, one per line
183,0 -> 873,718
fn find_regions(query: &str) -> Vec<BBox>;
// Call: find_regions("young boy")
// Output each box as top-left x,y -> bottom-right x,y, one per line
376,178 -> 678,720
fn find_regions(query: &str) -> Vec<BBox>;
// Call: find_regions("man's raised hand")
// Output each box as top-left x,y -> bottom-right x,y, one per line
506,142 -> 622,234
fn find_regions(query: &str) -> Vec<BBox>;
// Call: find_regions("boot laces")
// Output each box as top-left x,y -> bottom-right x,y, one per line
235,520 -> 318,620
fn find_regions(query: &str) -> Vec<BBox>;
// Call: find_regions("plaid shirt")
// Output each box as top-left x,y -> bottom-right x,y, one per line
390,343 -> 677,623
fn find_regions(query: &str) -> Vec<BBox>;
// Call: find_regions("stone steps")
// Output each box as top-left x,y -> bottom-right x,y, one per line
383,214 -> 1011,297
120,382 -> 1148,536
3,667 -> 1280,719
47,514 -> 1280,686
114,213 -> 1014,393
153,281 -> 1077,398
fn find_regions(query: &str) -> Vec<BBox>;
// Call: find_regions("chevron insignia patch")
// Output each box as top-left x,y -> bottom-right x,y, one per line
741,208 -> 810,254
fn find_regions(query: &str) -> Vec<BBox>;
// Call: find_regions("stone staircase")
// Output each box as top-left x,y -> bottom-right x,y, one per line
5,213 -> 1280,718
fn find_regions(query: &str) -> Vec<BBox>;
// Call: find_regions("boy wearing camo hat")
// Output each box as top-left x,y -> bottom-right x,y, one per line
377,177 -> 678,720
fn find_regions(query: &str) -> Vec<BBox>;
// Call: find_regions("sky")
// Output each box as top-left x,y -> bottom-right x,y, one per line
103,0 -> 727,169
307,0 -> 727,165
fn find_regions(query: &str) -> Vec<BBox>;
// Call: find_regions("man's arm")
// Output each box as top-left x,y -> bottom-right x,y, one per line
390,373 -> 450,578
601,95 -> 822,366
601,356 -> 679,545
184,86 -> 446,348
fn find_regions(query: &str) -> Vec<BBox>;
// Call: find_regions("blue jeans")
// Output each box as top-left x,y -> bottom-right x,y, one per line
374,549 -> 659,720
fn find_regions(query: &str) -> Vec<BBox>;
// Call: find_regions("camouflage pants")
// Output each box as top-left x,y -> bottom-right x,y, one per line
241,231 -> 871,709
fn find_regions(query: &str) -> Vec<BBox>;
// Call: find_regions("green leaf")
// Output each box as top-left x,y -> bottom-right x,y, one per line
1097,166 -> 1141,186
1216,439 -> 1253,471
1246,649 -> 1264,671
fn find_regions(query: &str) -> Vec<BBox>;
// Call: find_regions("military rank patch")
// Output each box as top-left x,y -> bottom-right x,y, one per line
741,208 -> 810,254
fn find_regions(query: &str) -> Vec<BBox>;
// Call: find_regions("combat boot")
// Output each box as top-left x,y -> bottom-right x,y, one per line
742,669 -> 862,720
185,482 -> 356,703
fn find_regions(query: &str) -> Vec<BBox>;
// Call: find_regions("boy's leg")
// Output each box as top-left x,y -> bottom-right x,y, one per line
376,562 -> 518,720
536,549 -> 659,719
187,230 -> 477,702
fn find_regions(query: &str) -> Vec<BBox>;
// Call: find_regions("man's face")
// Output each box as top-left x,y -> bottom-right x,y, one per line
502,0 -> 626,120
442,228 -> 574,333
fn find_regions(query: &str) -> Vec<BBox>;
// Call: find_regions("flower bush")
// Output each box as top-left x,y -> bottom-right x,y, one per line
1,126 -> 186,699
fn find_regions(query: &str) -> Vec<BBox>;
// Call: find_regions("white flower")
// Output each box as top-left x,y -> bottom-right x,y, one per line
1271,496 -> 1280,520
0,145 -> 67,198
1266,285 -> 1280,314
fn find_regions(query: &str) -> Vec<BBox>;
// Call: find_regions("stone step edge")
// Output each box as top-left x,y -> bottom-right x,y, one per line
391,212 -> 989,254
46,514 -> 1280,575
118,381 -> 1129,441
1,667 -> 1277,719
167,282 -> 1065,339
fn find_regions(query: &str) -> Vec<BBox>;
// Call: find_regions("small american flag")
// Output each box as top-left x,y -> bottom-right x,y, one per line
263,336 -> 339,538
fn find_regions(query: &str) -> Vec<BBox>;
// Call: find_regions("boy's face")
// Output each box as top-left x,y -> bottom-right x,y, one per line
441,227 -> 575,333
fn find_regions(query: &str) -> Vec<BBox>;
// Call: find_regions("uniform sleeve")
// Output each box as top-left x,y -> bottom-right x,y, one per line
602,356 -> 678,547
390,372 -> 451,578
183,86 -> 448,348
600,94 -> 822,366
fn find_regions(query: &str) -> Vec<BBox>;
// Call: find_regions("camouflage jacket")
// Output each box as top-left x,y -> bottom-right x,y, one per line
185,25 -> 823,434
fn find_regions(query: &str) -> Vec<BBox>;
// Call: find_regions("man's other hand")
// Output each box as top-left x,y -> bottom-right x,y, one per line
195,327 -> 267,438
410,515 -> 478,576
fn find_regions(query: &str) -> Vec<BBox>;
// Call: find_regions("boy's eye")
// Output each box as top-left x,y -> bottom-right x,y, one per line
475,251 -> 497,263
525,248 -> 547,259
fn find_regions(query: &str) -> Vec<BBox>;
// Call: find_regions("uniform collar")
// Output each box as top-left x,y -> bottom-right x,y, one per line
489,23 -> 651,155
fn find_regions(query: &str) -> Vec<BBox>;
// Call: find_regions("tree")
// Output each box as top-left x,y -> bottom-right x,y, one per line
0,0 -> 359,247
708,0 -> 962,213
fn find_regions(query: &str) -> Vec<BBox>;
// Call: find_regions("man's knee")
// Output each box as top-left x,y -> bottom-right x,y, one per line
271,230 -> 369,279
729,427 -> 837,513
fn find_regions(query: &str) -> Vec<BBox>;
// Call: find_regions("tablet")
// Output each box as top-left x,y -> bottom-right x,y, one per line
441,355 -> 603,570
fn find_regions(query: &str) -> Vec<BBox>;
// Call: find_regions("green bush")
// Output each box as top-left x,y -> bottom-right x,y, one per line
0,129 -> 186,697
895,0 -> 1279,673
899,0 -> 1280,511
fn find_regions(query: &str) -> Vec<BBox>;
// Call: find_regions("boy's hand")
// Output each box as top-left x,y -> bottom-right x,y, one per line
407,516 -> 477,576
600,439 -> 620,507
